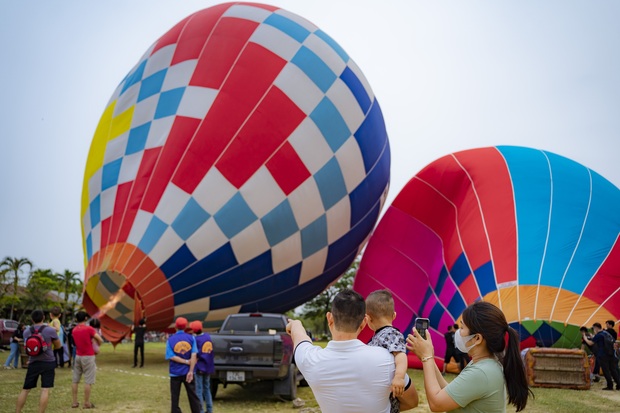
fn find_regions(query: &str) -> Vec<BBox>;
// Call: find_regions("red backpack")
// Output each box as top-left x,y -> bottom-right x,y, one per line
25,326 -> 49,356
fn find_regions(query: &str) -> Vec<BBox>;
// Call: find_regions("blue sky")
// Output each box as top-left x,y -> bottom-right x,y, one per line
1,1 -> 618,276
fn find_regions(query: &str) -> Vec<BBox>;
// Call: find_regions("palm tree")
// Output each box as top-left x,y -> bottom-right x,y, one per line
58,270 -> 84,320
21,268 -> 58,316
0,257 -> 32,320
58,269 -> 81,305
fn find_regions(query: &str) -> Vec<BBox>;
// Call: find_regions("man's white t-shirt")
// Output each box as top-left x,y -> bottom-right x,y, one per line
294,339 -> 394,413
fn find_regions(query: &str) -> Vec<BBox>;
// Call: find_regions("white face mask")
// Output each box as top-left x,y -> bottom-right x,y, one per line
455,329 -> 478,353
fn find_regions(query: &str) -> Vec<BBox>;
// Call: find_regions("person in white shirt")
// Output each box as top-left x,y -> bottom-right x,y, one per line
287,289 -> 418,413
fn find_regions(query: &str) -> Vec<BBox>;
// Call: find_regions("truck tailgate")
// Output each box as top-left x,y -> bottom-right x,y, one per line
213,334 -> 279,366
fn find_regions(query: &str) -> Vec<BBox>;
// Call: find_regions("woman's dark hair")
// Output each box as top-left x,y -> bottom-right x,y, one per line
462,301 -> 533,412
76,311 -> 89,323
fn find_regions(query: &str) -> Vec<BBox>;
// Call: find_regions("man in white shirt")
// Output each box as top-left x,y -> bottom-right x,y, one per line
287,289 -> 418,413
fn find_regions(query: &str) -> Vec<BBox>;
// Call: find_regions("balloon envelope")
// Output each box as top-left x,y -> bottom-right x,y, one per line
81,2 -> 390,341
354,146 -> 620,366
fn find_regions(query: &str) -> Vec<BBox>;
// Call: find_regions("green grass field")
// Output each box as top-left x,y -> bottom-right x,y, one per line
1,342 -> 618,412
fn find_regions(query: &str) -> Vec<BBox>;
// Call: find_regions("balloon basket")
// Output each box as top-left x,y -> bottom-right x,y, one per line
524,347 -> 590,390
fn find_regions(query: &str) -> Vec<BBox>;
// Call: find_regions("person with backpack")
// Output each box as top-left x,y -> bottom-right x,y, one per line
583,322 -> 620,391
16,309 -> 61,413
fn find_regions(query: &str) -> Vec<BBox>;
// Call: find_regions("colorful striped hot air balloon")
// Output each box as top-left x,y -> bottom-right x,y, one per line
81,3 -> 390,341
354,146 -> 620,368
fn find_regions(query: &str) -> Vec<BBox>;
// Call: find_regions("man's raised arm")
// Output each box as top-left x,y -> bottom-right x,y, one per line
286,319 -> 311,349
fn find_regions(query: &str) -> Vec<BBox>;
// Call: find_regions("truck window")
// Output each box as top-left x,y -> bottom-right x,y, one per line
222,316 -> 286,333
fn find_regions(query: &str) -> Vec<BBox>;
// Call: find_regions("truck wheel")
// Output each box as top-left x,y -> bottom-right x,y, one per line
210,379 -> 219,399
274,365 -> 297,400
297,369 -> 308,387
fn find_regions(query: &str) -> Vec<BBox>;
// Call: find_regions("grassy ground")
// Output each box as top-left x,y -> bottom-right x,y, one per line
0,342 -> 618,412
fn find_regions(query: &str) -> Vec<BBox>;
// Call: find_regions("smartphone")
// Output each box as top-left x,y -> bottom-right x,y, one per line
415,317 -> 430,339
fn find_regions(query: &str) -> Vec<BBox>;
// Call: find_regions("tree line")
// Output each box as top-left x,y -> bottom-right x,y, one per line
1,254 -> 359,333
0,256 -> 83,322
285,257 -> 358,339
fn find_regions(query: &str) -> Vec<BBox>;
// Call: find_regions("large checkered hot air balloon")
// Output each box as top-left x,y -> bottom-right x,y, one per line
354,146 -> 620,368
81,3 -> 390,341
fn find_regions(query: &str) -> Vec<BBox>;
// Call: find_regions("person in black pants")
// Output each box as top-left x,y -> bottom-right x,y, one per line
441,324 -> 456,376
606,320 -> 618,341
132,318 -> 147,368
605,321 -> 620,385
166,317 -> 201,413
581,326 -> 601,382
452,323 -> 470,372
583,323 -> 620,390
65,323 -> 76,368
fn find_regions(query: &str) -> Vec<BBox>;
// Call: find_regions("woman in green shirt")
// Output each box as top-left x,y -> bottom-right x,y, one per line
406,301 -> 532,412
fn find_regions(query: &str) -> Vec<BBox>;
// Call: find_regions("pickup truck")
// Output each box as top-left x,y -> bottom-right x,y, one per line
0,319 -> 18,348
210,313 -> 300,400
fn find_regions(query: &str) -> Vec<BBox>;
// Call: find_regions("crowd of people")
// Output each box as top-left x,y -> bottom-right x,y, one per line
4,291 -> 619,412
7,308 -> 216,413
288,289 -> 620,413
12,308 -> 103,412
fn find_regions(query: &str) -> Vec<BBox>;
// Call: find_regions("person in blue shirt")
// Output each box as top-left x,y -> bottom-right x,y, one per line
165,317 -> 201,413
16,309 -> 61,413
190,321 -> 215,413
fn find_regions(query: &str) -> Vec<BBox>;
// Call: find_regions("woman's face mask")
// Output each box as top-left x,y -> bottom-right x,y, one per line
455,328 -> 478,353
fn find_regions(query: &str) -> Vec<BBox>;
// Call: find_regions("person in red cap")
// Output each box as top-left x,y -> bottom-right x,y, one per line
191,321 -> 215,413
165,317 -> 201,413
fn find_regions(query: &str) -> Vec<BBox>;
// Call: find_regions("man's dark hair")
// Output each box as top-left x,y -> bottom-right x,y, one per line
76,311 -> 89,322
580,326 -> 589,332
592,322 -> 602,329
606,320 -> 615,328
330,289 -> 365,333
31,309 -> 45,323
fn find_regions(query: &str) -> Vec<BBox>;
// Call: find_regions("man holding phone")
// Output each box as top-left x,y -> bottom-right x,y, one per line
287,289 -> 419,412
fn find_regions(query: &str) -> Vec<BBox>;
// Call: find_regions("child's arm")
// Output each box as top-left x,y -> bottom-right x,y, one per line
391,351 -> 407,397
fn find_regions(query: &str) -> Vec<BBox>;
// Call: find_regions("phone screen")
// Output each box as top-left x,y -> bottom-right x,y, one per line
415,317 -> 429,339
